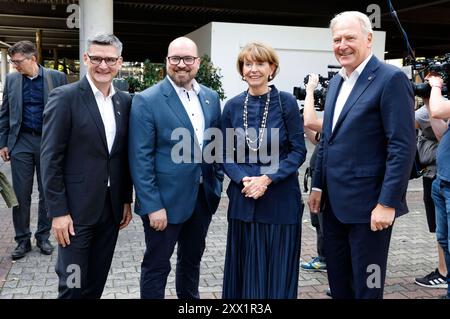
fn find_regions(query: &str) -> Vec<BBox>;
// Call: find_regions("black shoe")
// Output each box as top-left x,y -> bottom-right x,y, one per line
326,287 -> 332,297
36,239 -> 54,255
414,269 -> 448,289
11,240 -> 31,260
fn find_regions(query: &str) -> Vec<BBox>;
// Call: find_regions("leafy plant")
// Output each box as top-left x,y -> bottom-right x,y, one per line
124,75 -> 141,93
196,54 -> 226,100
141,59 -> 165,88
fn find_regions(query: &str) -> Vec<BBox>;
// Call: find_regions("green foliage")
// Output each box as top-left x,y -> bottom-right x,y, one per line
141,59 -> 166,88
124,75 -> 141,94
125,59 -> 165,93
124,55 -> 225,100
196,54 -> 226,100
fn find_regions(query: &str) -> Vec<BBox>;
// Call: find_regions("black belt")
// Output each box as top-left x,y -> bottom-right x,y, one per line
21,126 -> 42,136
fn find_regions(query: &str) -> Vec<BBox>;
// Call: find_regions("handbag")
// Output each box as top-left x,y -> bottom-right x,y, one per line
0,171 -> 18,208
417,133 -> 438,166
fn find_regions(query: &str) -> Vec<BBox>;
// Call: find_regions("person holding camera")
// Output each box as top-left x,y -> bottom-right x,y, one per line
428,74 -> 450,299
301,74 -> 327,273
308,11 -> 416,299
414,98 -> 448,289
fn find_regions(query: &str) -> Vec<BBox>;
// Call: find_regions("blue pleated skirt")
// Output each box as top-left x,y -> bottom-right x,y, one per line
222,218 -> 302,299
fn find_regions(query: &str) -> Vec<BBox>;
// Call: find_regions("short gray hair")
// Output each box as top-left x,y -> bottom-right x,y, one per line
330,11 -> 373,35
8,40 -> 38,58
87,33 -> 123,56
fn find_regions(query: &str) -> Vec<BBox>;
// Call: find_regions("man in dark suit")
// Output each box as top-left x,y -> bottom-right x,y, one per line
308,11 -> 416,299
40,34 -> 133,299
129,37 -> 223,299
0,40 -> 67,260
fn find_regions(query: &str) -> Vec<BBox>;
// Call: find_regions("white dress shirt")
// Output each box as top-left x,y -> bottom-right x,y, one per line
168,77 -> 205,150
332,54 -> 373,131
86,75 -> 117,186
86,74 -> 117,153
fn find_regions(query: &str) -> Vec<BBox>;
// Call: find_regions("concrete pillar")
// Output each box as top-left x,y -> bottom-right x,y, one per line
79,0 -> 113,77
53,48 -> 59,70
1,48 -> 7,86
36,29 -> 43,65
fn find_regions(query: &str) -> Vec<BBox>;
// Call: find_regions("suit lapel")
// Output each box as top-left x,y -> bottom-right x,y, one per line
13,73 -> 23,123
42,68 -> 50,105
198,88 -> 211,132
323,75 -> 343,137
162,78 -> 197,144
330,56 -> 379,139
79,76 -> 108,152
110,93 -> 122,154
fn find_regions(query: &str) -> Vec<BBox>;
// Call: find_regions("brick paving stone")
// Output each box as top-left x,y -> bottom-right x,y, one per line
0,141 -> 446,299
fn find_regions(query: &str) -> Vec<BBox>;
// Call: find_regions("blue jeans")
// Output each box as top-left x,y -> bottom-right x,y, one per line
431,176 -> 450,297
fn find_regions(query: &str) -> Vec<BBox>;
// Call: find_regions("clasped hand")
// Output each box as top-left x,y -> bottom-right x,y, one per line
241,175 -> 272,199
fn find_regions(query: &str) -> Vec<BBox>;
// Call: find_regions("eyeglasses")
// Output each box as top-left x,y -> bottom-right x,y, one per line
167,56 -> 198,66
87,54 -> 120,66
9,57 -> 29,65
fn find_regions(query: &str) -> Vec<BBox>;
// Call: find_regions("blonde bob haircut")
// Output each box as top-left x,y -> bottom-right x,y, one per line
236,42 -> 279,79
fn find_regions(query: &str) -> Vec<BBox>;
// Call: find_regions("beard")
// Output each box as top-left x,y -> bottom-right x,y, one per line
167,68 -> 197,88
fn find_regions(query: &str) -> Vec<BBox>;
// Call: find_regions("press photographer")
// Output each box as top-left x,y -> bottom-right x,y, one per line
292,66 -> 340,111
409,54 -> 450,98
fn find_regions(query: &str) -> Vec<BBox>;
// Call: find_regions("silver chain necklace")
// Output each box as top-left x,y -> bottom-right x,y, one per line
243,87 -> 271,151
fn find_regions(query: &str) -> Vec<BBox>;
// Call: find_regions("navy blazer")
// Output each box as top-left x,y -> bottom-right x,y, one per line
128,77 -> 223,224
0,67 -> 67,151
41,77 -> 133,226
312,55 -> 416,223
221,87 -> 306,224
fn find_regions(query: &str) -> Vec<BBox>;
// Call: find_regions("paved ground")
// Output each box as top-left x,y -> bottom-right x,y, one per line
0,140 -> 446,299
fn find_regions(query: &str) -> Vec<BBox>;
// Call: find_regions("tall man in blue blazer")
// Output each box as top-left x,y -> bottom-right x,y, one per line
308,11 -> 416,299
129,37 -> 223,299
0,40 -> 67,259
41,34 -> 133,298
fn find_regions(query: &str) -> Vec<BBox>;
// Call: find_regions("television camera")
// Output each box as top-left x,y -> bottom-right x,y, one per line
407,54 -> 450,99
293,65 -> 340,111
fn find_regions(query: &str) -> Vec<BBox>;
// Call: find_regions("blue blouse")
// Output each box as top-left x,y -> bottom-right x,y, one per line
221,86 -> 306,224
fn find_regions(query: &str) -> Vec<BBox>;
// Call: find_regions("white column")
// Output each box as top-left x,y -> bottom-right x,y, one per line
1,48 -> 7,87
79,0 -> 113,77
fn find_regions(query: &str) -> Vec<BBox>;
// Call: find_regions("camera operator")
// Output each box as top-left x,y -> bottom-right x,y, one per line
301,74 -> 332,296
414,97 -> 448,289
428,74 -> 450,299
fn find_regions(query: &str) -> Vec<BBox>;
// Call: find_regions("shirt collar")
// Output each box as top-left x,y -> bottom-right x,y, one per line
86,73 -> 116,98
338,53 -> 373,81
167,76 -> 201,96
26,65 -> 43,80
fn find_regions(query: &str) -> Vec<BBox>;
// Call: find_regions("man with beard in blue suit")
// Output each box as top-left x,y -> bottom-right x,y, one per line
308,11 -> 416,299
129,37 -> 223,299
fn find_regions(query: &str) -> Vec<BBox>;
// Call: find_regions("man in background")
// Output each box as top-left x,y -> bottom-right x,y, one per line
0,40 -> 66,260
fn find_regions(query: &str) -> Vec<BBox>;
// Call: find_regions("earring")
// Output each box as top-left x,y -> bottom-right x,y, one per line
242,76 -> 246,81
268,74 -> 273,81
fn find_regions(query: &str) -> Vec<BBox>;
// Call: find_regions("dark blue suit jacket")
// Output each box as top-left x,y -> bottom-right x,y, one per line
129,77 -> 223,224
41,77 -> 133,225
312,55 -> 416,223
